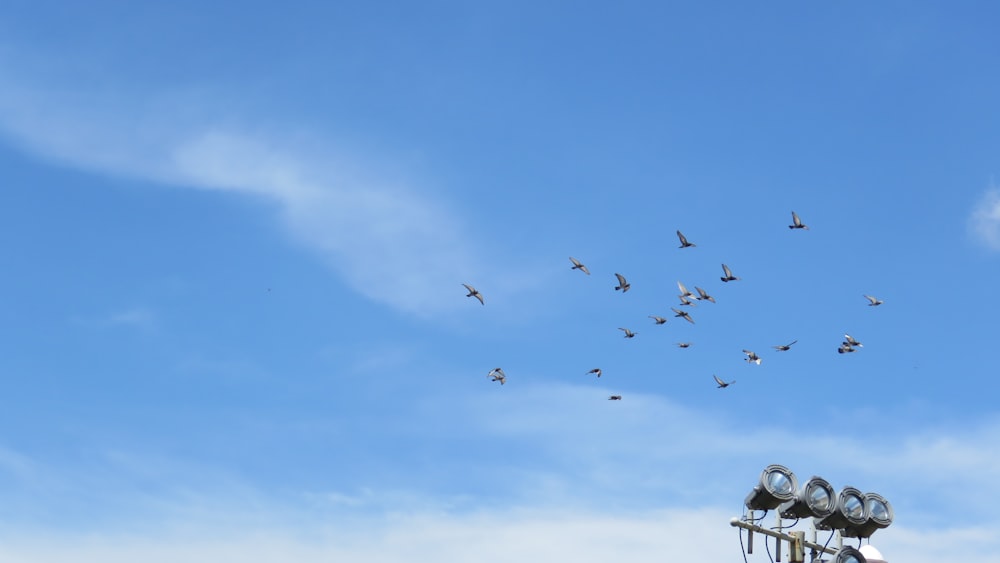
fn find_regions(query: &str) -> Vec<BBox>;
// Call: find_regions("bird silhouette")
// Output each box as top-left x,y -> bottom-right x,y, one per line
773,340 -> 798,351
713,374 -> 735,388
614,273 -> 631,293
608,395 -> 622,401
463,284 -> 485,305
843,334 -> 863,348
720,263 -> 740,282
649,315 -> 668,325
677,342 -> 693,348
487,367 -> 506,385
838,343 -> 857,354
671,308 -> 695,324
694,286 -> 716,303
743,349 -> 762,364
586,368 -> 602,378
677,230 -> 696,248
569,257 -> 590,275
619,327 -> 637,338
677,294 -> 697,307
789,211 -> 809,230
864,295 -> 883,306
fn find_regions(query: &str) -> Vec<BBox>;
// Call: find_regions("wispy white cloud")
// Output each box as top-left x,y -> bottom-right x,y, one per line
0,506 -> 997,563
438,382 -> 1000,519
0,70 -> 494,316
70,307 -> 157,330
969,187 -> 1000,250
4,392 -> 1000,562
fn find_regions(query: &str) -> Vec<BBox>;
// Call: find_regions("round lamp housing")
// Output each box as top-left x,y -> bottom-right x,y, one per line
779,476 -> 837,519
843,492 -> 893,538
832,546 -> 867,563
745,464 -> 798,511
814,486 -> 869,530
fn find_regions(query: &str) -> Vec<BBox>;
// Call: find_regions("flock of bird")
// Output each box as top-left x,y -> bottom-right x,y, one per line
465,211 -> 882,400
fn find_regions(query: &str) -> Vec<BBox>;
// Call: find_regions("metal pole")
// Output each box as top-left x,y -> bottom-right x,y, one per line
774,512 -> 782,562
789,531 -> 805,563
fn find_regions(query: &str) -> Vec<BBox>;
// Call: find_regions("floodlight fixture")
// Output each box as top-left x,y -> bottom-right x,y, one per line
830,545 -> 867,563
744,464 -> 798,511
778,475 -> 836,519
843,492 -> 893,538
814,486 -> 869,530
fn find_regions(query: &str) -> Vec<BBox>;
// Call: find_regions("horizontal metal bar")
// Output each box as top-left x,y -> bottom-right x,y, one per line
730,517 -> 839,556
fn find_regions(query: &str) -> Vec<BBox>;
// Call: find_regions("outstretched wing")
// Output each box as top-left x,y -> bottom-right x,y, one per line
463,284 -> 484,304
570,257 -> 591,275
676,230 -> 690,246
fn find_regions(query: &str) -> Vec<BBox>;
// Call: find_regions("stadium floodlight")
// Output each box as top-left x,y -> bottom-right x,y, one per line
744,464 -> 798,511
829,545 -> 867,563
778,475 -> 837,519
814,486 -> 869,530
843,492 -> 893,538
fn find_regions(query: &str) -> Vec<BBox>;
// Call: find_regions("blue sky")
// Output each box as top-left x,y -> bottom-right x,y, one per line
2,2 -> 1000,561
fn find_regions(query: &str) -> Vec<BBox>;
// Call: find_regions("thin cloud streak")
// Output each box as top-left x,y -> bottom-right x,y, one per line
70,307 -> 157,330
0,78 -> 485,316
969,187 -> 1000,251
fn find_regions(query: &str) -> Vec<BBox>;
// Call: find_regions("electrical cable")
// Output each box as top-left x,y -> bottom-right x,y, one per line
821,529 -> 836,554
739,527 -> 751,563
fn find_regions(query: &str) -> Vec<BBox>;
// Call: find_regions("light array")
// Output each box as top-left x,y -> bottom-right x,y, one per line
741,464 -> 893,563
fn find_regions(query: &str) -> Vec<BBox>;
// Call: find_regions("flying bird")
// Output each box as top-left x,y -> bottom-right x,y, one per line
569,257 -> 590,275
694,286 -> 716,303
586,368 -> 602,378
671,308 -> 695,324
463,284 -> 485,305
864,295 -> 883,306
789,211 -> 809,230
773,340 -> 798,351
677,230 -> 696,248
487,367 -> 506,385
619,327 -> 637,338
843,334 -> 863,348
677,294 -> 697,307
614,273 -> 631,293
743,349 -> 762,365
838,343 -> 857,354
713,374 -> 735,388
677,281 -> 694,299
677,342 -> 693,348
720,264 -> 740,282
608,395 -> 622,401
649,315 -> 668,325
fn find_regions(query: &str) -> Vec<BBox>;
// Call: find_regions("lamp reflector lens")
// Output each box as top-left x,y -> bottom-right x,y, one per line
833,546 -> 867,563
768,470 -> 794,495
807,483 -> 832,512
869,498 -> 889,522
843,493 -> 864,520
